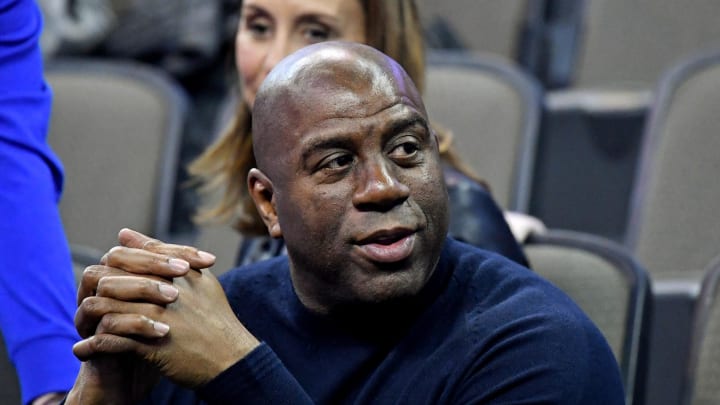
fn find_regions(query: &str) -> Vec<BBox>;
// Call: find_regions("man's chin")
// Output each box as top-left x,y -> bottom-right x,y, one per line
349,269 -> 430,305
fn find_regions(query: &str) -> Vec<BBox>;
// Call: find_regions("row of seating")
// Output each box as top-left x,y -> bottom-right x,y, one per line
0,2 -> 713,403
419,7 -> 720,401
419,0 -> 720,248
425,46 -> 720,405
417,0 -> 720,90
42,2 -> 718,284
425,45 -> 720,280
526,233 -> 720,405
33,43 -> 720,404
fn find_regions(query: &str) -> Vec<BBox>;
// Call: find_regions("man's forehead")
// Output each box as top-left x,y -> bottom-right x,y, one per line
300,99 -> 427,135
269,44 -> 396,86
262,42 -> 418,107
272,65 -> 424,137
253,42 -> 426,169
285,80 -> 414,119
289,59 -> 403,104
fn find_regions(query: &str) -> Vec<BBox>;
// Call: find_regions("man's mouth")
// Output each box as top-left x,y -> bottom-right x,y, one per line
355,229 -> 416,263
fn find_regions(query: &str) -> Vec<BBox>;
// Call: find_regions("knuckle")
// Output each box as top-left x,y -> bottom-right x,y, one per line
145,304 -> 165,319
74,312 -> 87,332
98,314 -> 118,332
95,275 -> 123,296
95,277 -> 110,295
142,239 -> 160,250
140,278 -> 158,297
181,245 -> 199,257
139,315 -> 155,330
90,335 -> 108,351
104,246 -> 124,264
81,265 -> 102,281
80,296 -> 102,314
149,254 -> 168,267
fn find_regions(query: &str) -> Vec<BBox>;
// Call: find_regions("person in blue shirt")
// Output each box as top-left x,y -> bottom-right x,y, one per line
64,42 -> 624,404
0,0 -> 81,403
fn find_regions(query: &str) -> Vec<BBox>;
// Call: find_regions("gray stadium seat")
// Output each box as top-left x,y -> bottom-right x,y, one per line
682,254 -> 720,405
626,48 -> 720,280
416,0 -> 529,60
524,229 -> 651,405
424,50 -> 542,211
529,87 -> 651,241
46,58 -> 188,253
574,0 -> 720,89
193,224 -> 243,277
624,47 -> 720,405
531,0 -> 720,244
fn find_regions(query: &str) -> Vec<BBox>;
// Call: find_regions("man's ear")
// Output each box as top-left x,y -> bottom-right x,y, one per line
248,168 -> 282,238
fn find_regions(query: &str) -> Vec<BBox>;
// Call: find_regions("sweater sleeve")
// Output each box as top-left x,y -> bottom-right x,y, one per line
451,303 -> 625,404
0,0 -> 81,403
198,343 -> 314,404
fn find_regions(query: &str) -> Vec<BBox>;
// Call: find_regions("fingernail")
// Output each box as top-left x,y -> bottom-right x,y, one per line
168,258 -> 189,273
153,320 -> 170,335
158,283 -> 179,299
198,251 -> 216,262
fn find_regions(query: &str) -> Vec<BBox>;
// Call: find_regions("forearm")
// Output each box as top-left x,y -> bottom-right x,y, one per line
63,356 -> 161,405
64,344 -> 314,405
64,383 -> 131,405
198,343 -> 314,405
64,382 -> 114,405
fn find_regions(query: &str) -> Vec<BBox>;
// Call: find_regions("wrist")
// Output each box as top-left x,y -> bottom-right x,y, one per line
64,364 -> 131,405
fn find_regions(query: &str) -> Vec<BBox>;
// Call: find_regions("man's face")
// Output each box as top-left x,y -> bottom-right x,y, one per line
264,57 -> 449,312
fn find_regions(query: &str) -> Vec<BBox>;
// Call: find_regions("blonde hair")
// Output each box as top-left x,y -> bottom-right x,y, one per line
189,0 -> 482,235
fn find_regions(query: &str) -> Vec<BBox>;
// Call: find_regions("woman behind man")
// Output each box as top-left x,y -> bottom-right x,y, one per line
190,0 -> 529,267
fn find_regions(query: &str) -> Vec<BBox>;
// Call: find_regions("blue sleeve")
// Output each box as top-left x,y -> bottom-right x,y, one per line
454,304 -> 625,404
0,0 -> 81,403
197,343 -> 314,404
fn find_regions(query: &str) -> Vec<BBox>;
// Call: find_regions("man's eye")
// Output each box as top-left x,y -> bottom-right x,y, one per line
322,154 -> 354,170
389,142 -> 420,158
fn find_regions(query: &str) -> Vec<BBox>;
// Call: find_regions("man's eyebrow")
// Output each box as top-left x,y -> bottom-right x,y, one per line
300,134 -> 354,161
383,115 -> 429,136
299,113 -> 429,159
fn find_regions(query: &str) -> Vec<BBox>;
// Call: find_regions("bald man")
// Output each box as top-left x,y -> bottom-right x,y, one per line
65,42 -> 624,404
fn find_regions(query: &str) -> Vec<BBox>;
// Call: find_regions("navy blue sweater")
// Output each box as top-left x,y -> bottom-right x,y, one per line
146,238 -> 624,404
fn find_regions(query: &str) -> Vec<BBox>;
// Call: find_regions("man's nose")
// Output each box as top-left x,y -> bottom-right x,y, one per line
352,160 -> 410,211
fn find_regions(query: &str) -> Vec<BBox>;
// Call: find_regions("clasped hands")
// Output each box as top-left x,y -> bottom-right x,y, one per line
67,228 -> 259,404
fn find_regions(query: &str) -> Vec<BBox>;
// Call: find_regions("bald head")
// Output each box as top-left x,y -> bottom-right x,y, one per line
252,41 -> 427,179
247,41 -> 448,312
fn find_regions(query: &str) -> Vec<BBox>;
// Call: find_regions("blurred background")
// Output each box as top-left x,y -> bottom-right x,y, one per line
6,1 -> 720,404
